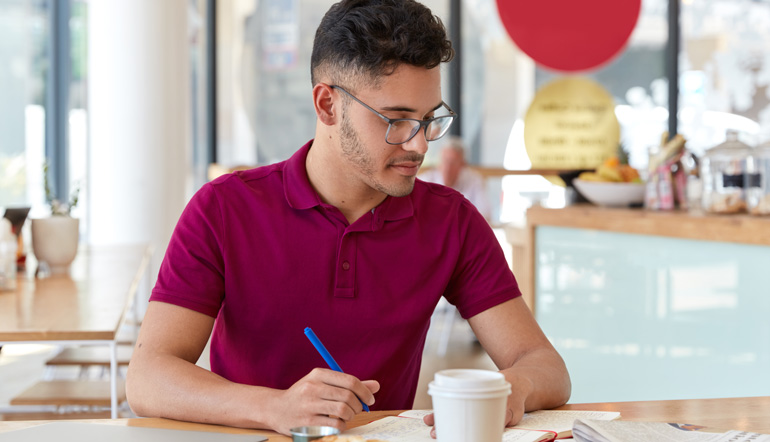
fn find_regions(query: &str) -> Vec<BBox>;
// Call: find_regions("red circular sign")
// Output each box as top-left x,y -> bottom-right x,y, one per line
496,0 -> 641,72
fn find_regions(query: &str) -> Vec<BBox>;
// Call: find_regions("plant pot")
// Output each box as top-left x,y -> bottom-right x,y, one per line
31,217 -> 80,274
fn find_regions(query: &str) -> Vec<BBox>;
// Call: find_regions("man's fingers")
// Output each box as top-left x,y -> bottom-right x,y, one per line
321,386 -> 370,416
316,395 -> 357,421
423,413 -> 437,439
362,380 -> 381,395
309,368 -> 376,407
508,403 -> 525,426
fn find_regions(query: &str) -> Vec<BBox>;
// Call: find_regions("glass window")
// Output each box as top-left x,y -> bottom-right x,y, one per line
189,0 -> 213,190
216,0 -> 325,166
216,0 -> 456,167
211,0 -> 671,223
0,0 -> 49,212
498,0 -> 669,223
680,0 -> 770,153
533,0 -> 669,170
68,0 -> 88,221
0,0 -> 88,224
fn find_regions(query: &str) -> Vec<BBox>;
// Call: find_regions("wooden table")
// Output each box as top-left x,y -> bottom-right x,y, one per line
0,397 -> 767,440
0,244 -> 153,418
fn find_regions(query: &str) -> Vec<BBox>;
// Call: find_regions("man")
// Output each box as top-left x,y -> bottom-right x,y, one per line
420,136 -> 491,220
126,0 -> 570,436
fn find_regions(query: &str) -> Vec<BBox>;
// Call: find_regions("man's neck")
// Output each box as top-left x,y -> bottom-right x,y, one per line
306,140 -> 387,225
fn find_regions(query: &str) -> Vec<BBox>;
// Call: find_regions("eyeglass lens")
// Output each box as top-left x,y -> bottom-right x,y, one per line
386,116 -> 454,144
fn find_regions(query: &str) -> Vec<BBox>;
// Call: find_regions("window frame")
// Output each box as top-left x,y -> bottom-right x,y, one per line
46,0 -> 72,202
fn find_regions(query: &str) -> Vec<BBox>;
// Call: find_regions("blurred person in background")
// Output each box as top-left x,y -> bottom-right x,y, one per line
421,136 -> 491,220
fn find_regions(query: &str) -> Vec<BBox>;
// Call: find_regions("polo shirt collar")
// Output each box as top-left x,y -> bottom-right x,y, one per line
376,191 -> 413,222
284,140 -> 415,224
284,140 -> 321,210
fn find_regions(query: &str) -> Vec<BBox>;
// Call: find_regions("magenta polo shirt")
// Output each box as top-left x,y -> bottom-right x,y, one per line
151,140 -> 521,410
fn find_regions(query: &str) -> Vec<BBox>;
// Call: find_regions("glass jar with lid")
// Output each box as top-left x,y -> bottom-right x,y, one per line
747,141 -> 770,215
700,130 -> 753,214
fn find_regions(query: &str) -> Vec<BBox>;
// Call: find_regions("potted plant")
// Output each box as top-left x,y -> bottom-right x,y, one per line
30,161 -> 81,275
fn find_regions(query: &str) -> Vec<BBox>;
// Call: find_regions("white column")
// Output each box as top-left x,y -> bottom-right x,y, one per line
88,1 -> 190,273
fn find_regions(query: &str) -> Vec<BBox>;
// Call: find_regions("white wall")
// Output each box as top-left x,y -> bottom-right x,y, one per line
88,0 -> 190,287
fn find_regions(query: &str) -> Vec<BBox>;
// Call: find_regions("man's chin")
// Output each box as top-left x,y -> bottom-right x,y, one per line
383,178 -> 416,198
374,177 -> 415,198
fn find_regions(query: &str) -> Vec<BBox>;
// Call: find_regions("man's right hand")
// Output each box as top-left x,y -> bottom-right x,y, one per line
265,368 -> 379,435
127,303 -> 380,435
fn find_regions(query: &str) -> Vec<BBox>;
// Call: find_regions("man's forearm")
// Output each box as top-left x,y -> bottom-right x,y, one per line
126,353 -> 277,430
500,348 -> 571,411
127,351 -> 377,435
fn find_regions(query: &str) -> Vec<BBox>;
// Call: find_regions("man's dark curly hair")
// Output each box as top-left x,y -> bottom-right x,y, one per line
311,0 -> 454,87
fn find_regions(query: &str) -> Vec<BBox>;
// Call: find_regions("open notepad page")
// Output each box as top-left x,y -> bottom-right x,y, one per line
0,422 -> 267,442
343,409 -> 621,442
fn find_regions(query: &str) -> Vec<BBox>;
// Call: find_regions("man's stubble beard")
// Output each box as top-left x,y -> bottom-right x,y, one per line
339,110 -> 416,198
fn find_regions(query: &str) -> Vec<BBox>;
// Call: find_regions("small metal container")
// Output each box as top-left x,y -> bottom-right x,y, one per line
289,425 -> 340,442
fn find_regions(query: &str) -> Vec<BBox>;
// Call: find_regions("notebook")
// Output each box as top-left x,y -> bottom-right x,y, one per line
0,422 -> 267,442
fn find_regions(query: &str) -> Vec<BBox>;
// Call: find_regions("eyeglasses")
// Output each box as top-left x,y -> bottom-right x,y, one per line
331,85 -> 457,145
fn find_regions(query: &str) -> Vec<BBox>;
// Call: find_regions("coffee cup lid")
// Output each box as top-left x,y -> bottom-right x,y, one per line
434,369 -> 506,389
428,369 -> 511,399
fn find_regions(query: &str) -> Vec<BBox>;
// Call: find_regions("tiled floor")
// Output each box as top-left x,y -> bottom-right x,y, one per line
0,306 -> 495,420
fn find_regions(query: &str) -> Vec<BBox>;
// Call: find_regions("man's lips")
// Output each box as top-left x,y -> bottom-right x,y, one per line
390,162 -> 422,176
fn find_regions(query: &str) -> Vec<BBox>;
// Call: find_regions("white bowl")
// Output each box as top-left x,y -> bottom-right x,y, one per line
573,179 -> 646,207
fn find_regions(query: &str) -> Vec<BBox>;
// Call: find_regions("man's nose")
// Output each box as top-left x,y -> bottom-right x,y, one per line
403,132 -> 429,155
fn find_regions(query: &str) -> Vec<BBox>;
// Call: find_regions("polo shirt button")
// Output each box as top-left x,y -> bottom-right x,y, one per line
342,261 -> 350,270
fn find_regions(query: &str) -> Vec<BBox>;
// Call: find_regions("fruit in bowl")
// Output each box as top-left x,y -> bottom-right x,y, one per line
573,179 -> 645,207
573,157 -> 645,207
578,156 -> 642,184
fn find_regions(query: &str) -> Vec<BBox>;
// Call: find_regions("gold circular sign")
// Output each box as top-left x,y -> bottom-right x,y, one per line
524,77 -> 619,169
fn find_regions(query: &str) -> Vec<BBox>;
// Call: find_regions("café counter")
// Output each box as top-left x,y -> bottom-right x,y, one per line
522,205 -> 770,404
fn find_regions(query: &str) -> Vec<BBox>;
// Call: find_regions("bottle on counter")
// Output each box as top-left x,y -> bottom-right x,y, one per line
747,141 -> 770,215
679,149 -> 701,213
0,218 -> 19,291
700,130 -> 753,214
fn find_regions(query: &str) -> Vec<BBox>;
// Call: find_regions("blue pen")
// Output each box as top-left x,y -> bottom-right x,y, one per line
304,327 -> 370,412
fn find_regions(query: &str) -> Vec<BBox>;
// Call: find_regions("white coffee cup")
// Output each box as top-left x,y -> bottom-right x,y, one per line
428,369 -> 511,442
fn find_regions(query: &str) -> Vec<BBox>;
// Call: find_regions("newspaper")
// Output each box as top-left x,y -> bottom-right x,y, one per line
572,418 -> 770,442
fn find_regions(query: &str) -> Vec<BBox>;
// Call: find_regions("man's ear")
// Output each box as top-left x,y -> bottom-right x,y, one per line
313,83 -> 337,126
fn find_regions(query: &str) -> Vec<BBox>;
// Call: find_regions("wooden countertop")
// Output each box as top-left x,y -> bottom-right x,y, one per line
527,204 -> 770,246
1,397 -> 769,438
0,411 -> 402,441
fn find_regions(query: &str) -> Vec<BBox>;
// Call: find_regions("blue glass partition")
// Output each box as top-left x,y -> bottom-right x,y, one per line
535,226 -> 770,403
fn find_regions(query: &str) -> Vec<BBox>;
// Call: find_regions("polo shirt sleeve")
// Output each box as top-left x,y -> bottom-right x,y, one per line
150,182 -> 225,318
444,199 -> 522,319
